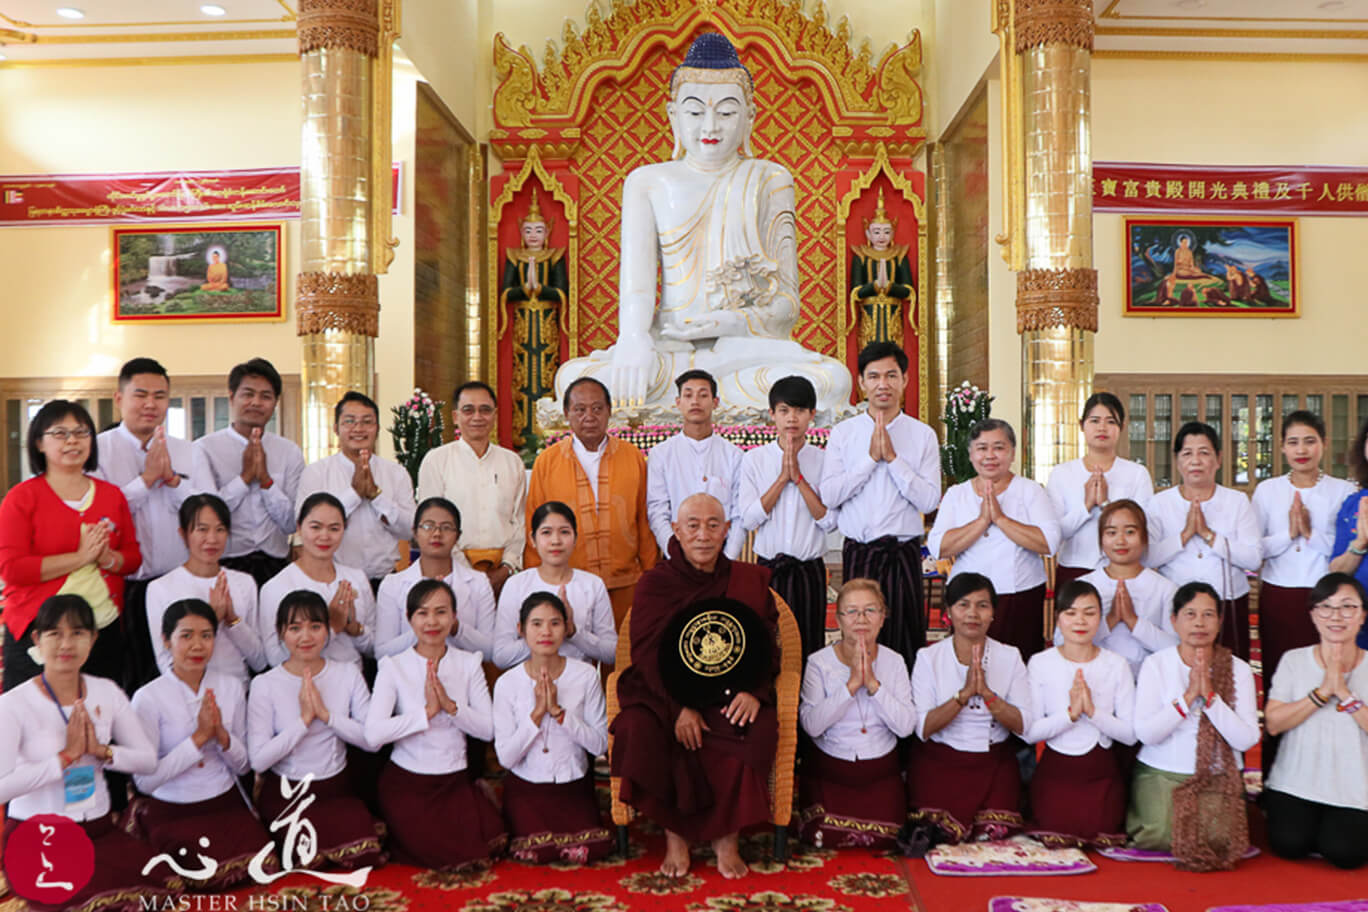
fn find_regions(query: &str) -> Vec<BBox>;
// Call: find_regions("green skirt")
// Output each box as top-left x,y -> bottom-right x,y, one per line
1126,761 -> 1192,850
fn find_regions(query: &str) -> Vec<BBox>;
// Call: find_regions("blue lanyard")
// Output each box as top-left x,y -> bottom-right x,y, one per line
39,673 -> 82,724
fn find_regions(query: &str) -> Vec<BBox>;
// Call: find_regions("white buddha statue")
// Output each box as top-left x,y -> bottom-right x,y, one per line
550,33 -> 853,419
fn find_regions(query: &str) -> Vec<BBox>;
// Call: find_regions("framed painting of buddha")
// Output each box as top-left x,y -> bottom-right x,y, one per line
1123,216 -> 1297,318
111,222 -> 285,324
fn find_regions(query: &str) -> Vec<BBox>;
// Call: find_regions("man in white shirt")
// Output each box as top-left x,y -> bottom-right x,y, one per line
297,391 -> 416,590
416,381 -> 527,596
820,341 -> 941,668
647,370 -> 745,559
738,375 -> 836,655
192,357 -> 304,586
94,357 -> 202,690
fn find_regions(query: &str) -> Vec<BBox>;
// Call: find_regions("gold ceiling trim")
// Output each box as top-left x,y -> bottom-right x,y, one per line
0,17 -> 292,29
1094,48 -> 1368,62
493,0 -> 924,128
26,28 -> 295,44
0,52 -> 298,67
1096,24 -> 1368,39
1099,0 -> 1368,23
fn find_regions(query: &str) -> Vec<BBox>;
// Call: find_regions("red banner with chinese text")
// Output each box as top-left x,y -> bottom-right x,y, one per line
0,165 -> 402,226
1093,162 -> 1368,217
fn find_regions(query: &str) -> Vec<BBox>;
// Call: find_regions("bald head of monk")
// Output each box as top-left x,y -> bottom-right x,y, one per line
672,492 -> 730,573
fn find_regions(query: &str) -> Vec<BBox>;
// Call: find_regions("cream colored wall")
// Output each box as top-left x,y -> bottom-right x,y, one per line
399,0 -> 480,133
928,0 -> 998,139
1092,57 -> 1368,376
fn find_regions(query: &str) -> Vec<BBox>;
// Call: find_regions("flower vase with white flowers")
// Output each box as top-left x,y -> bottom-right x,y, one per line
940,381 -> 994,487
389,389 -> 445,487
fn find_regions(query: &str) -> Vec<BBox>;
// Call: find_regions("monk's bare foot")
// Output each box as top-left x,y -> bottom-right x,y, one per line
713,832 -> 748,879
660,830 -> 691,878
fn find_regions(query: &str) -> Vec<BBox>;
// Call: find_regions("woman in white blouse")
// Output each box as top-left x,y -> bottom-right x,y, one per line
374,497 -> 496,661
1263,573 -> 1368,869
365,578 -> 506,869
908,572 -> 1033,844
927,418 -> 1061,660
1147,422 -> 1262,661
494,501 -> 617,670
246,590 -> 383,871
493,591 -> 612,864
1074,500 -> 1179,677
1026,580 -> 1136,848
0,595 -> 169,912
145,494 -> 267,684
257,493 -> 375,668
1252,411 -> 1357,685
1047,392 -> 1154,589
129,599 -> 276,889
1127,582 -> 1259,853
798,579 -> 916,851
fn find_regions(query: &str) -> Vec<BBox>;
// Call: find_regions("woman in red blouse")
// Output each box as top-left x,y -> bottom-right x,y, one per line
0,400 -> 140,690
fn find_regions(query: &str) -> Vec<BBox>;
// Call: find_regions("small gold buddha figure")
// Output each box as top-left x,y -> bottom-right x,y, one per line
203,249 -> 230,291
849,188 -> 915,349
499,187 -> 568,445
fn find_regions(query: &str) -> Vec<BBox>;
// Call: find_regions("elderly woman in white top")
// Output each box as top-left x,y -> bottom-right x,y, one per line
130,599 -> 276,889
493,590 -> 611,864
1252,411 -> 1357,685
1047,393 -> 1154,590
145,494 -> 267,684
908,572 -> 1033,844
1073,500 -> 1179,677
1147,422 -> 1262,661
246,590 -> 383,871
374,497 -> 496,661
798,579 -> 917,851
257,493 -> 375,668
365,578 -> 506,869
928,418 -> 1061,660
1127,582 -> 1259,863
1027,580 -> 1136,848
1263,573 -> 1368,869
493,501 -> 617,669
0,595 -> 169,912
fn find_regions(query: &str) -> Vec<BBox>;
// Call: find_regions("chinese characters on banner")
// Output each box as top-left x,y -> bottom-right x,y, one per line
1093,163 -> 1368,217
0,166 -> 402,226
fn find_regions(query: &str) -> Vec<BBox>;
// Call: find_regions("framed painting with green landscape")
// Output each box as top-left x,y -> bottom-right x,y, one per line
1124,216 -> 1297,318
112,222 -> 285,323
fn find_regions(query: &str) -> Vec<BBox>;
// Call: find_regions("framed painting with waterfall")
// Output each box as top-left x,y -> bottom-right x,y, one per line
1123,216 -> 1298,318
111,222 -> 285,324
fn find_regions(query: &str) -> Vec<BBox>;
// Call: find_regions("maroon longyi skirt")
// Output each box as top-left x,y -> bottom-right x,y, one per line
798,747 -> 904,851
502,771 -> 611,865
257,769 -> 385,870
1027,744 -> 1127,848
905,739 -> 1023,843
376,762 -> 506,869
123,788 -> 278,889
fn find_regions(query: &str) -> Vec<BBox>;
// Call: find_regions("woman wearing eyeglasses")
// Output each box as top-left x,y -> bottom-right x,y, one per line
374,497 -> 497,662
797,578 -> 916,851
295,392 -> 416,593
1263,572 -> 1368,869
0,400 -> 142,689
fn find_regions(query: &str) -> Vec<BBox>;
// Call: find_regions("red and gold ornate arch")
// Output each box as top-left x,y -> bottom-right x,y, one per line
488,0 -> 928,443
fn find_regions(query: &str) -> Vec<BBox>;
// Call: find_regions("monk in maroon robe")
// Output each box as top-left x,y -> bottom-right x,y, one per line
611,492 -> 779,878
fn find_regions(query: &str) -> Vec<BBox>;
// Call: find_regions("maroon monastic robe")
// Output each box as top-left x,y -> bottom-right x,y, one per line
611,538 -> 778,842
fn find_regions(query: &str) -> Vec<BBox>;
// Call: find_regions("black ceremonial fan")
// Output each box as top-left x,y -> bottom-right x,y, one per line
657,596 -> 771,709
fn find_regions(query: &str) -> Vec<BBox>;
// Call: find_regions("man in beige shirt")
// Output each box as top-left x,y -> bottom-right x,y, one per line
417,381 -> 527,596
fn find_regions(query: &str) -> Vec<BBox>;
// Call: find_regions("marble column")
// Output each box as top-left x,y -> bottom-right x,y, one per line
295,0 -> 382,462
1012,0 -> 1098,480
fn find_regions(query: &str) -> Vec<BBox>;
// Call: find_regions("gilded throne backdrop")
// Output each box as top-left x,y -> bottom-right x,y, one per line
488,0 -> 928,444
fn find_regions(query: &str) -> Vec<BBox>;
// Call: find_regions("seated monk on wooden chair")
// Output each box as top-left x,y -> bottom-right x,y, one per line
610,492 -> 779,879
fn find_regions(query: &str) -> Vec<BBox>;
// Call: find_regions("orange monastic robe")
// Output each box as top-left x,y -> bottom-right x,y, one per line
526,435 -> 658,626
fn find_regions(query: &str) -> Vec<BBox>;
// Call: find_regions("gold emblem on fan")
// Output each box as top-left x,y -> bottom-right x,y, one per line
678,611 -> 746,677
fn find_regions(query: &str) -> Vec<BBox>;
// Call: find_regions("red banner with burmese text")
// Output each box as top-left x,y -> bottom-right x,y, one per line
0,165 -> 402,227
1093,162 -> 1368,217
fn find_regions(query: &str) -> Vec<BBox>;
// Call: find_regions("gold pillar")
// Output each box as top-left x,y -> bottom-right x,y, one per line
999,0 -> 1098,480
295,0 -> 398,462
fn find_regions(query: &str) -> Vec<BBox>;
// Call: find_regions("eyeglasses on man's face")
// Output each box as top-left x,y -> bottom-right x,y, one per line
337,416 -> 378,429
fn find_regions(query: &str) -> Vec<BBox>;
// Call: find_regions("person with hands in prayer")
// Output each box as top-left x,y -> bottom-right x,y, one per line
907,573 -> 1033,844
365,578 -> 506,869
797,579 -> 916,850
494,592 -> 612,864
1262,573 -> 1368,869
928,418 -> 1061,660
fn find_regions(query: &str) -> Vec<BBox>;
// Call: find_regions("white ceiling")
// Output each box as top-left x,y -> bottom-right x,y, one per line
1096,0 -> 1368,56
0,0 -> 296,63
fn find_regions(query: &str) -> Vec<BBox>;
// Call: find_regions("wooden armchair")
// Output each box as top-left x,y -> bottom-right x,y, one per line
605,591 -> 803,862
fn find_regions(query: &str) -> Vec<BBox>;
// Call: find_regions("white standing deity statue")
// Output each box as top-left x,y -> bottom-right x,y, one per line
549,32 -> 854,422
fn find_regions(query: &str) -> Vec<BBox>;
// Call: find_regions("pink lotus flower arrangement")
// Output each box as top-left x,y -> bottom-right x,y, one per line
389,388 -> 445,486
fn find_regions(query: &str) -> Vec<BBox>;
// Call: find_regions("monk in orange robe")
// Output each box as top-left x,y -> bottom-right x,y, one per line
611,493 -> 778,879
526,377 -> 658,627
203,251 -> 230,291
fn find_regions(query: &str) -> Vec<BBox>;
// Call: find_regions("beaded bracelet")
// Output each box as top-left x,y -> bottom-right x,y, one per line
1338,698 -> 1364,715
1309,688 -> 1328,708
